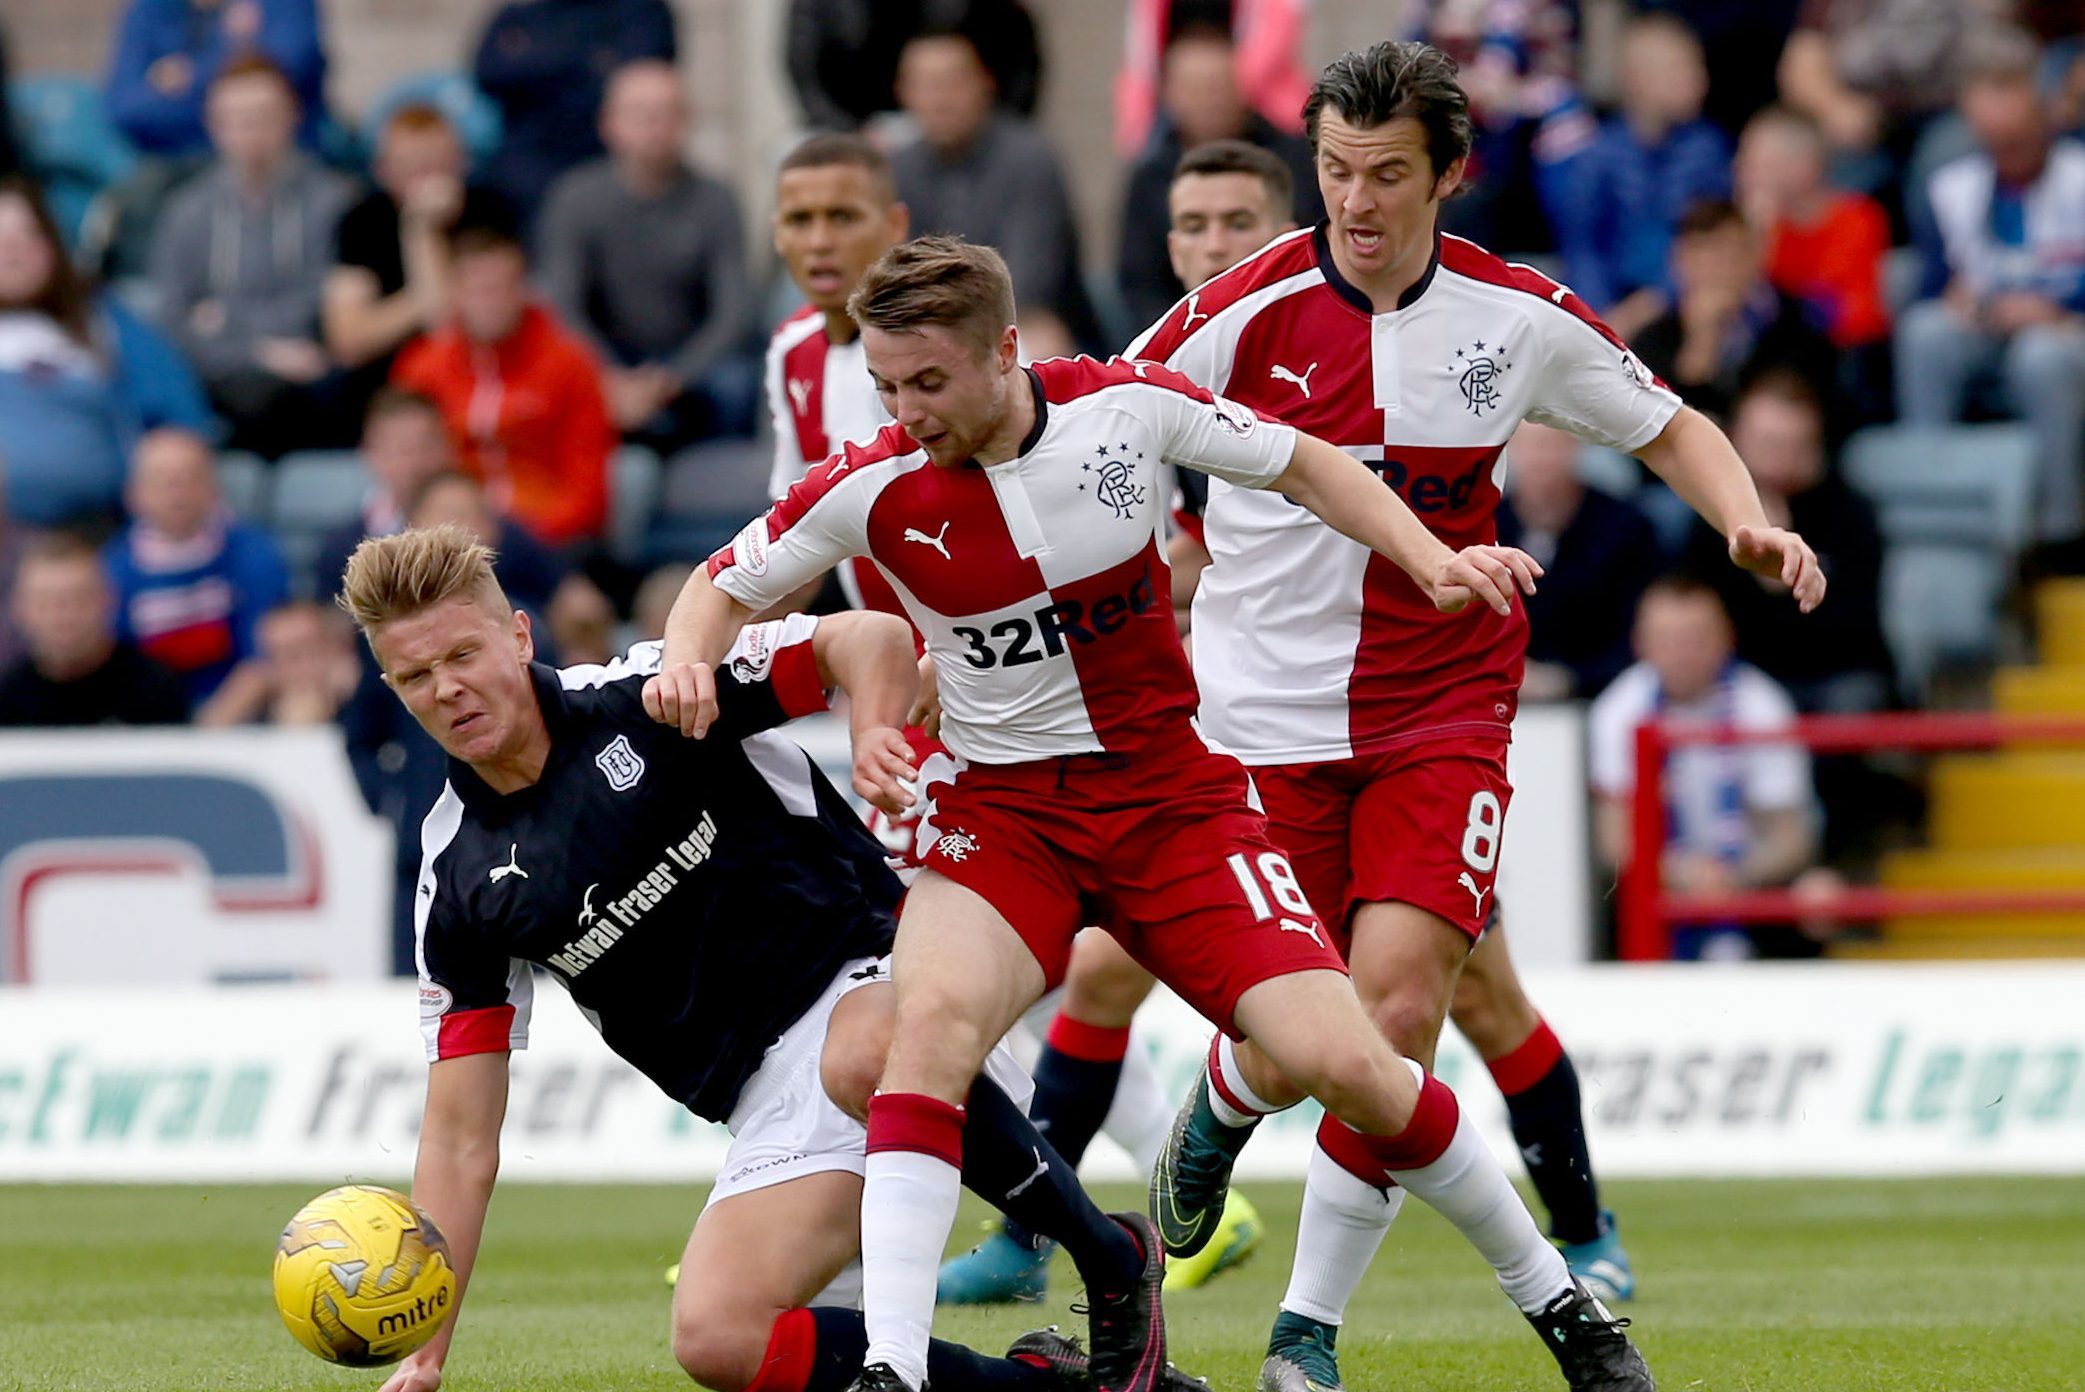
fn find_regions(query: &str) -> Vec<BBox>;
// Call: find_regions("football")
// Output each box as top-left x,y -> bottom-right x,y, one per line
272,1185 -> 457,1366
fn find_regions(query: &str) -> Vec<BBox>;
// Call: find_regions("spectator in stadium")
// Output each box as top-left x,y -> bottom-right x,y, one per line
891,29 -> 1098,357
1632,1 -> 1804,138
469,0 -> 676,224
0,174 -> 212,530
404,469 -> 574,623
1682,371 -> 1892,713
312,387 -> 459,599
324,104 -> 515,418
1404,0 -> 1597,255
1589,575 -> 1824,961
391,227 -> 614,547
1775,0 -> 2001,193
1496,420 -> 1660,702
1115,23 -> 1320,329
634,560 -> 694,641
1554,11 -> 1732,338
195,598 -> 359,726
1735,104 -> 1892,421
105,0 -> 328,158
1630,198 -> 1840,428
103,426 -> 289,706
1895,28 -> 2085,557
788,0 -> 1041,131
1114,0 -> 1311,157
150,56 -> 354,458
538,60 -> 756,451
0,532 -> 190,727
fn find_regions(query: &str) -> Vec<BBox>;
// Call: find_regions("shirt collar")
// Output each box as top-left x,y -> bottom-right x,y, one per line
444,662 -> 569,818
1312,223 -> 1441,315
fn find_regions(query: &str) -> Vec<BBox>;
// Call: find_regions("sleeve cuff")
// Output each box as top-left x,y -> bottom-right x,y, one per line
770,635 -> 830,718
434,1004 -> 519,1060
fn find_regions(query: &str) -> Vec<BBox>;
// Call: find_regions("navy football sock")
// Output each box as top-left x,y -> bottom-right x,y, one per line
803,1308 -> 1051,1392
1000,1016 -> 1128,1251
963,1073 -> 1142,1291
1487,1020 -> 1603,1245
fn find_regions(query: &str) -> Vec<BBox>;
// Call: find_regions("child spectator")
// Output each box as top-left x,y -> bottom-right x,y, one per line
1555,12 -> 1732,337
1589,576 -> 1825,961
103,426 -> 289,705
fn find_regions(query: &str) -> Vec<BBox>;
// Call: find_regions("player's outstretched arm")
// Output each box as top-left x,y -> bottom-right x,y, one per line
378,1052 -> 510,1392
812,610 -> 922,814
648,569 -> 758,738
1635,405 -> 1827,612
1272,432 -> 1543,615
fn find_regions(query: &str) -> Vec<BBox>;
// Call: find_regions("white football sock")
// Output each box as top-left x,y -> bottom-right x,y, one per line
1101,1021 -> 1172,1171
861,1147 -> 962,1388
1281,1143 -> 1407,1326
1386,1097 -> 1571,1312
1208,1034 -> 1283,1128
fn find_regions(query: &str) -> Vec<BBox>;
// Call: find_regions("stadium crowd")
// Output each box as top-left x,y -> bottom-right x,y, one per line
3,0 -> 2083,967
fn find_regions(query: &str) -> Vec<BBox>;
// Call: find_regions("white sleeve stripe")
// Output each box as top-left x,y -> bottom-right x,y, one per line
414,784 -> 466,1062
558,641 -> 666,691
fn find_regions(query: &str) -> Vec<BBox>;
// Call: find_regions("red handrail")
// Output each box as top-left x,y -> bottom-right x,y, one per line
1615,712 -> 2085,961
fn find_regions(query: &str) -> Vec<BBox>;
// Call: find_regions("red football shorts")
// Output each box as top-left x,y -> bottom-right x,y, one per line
1249,736 -> 1513,946
912,730 -> 1347,1034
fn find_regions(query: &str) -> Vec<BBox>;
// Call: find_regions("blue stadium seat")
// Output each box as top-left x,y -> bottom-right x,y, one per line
269,450 -> 370,596
609,444 -> 664,568
10,75 -> 138,248
360,73 -> 503,170
1842,423 -> 2038,695
214,450 -> 270,523
647,439 -> 773,566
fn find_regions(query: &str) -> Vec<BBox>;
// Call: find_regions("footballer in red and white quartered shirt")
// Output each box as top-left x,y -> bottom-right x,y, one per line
1130,223 -> 1682,936
708,353 -> 1356,1011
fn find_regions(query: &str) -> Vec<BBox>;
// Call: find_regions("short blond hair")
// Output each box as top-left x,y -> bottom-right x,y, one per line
337,524 -> 507,641
847,235 -> 1015,358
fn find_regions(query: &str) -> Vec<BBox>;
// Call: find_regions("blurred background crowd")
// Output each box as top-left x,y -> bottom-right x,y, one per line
4,0 -> 2085,967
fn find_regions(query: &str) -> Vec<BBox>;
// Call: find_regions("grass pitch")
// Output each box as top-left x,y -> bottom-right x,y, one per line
3,1176 -> 2082,1391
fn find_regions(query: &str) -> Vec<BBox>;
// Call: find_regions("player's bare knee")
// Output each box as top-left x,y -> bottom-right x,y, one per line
1064,964 -> 1150,1027
1293,1030 -> 1408,1130
822,988 -> 895,1121
670,1306 -> 768,1390
1363,988 -> 1451,1063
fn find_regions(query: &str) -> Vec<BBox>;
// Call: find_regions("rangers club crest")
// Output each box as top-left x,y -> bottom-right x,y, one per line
1079,442 -> 1147,519
934,828 -> 980,862
595,734 -> 647,791
1454,338 -> 1512,416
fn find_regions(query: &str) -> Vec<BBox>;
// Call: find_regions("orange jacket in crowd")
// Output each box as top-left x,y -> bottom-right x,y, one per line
392,303 -> 613,546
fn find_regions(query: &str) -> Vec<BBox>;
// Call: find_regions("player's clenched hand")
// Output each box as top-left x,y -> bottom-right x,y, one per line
1729,524 -> 1826,613
1430,545 -> 1542,616
906,654 -> 943,742
642,661 -> 719,738
376,1351 -> 442,1392
854,724 -> 917,815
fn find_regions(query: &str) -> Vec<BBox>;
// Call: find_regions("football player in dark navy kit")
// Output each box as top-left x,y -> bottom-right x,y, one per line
343,526 -> 1173,1392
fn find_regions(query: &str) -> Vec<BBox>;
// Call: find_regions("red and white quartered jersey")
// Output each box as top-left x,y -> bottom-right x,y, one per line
710,357 -> 1297,765
764,304 -> 912,618
1129,226 -> 1681,765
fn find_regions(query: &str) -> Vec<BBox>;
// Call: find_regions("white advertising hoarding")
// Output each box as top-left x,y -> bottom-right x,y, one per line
2,964 -> 2078,1182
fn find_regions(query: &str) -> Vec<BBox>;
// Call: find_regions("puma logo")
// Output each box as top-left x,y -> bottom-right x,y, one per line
489,844 -> 528,883
1003,1146 -> 1050,1199
1458,871 -> 1490,916
1550,285 -> 1570,305
787,376 -> 813,416
1181,292 -> 1209,329
1277,916 -> 1324,948
903,521 -> 952,559
1270,362 -> 1318,399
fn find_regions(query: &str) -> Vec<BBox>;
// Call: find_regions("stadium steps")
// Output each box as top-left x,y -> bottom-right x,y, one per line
1870,847 -> 2085,943
2035,578 -> 2085,667
1850,578 -> 2085,958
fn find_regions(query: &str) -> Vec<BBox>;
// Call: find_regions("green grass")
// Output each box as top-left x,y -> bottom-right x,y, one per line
3,1177 -> 2083,1390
